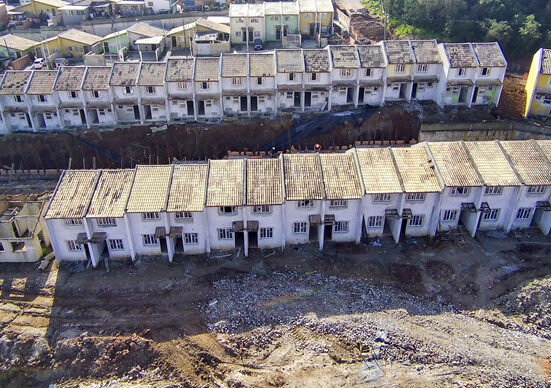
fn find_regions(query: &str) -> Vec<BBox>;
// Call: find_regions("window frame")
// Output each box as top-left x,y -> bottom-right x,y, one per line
97,217 -> 116,227
67,240 -> 82,251
329,199 -> 348,208
108,239 -> 124,250
259,227 -> 273,239
409,215 -> 424,227
297,200 -> 313,208
367,216 -> 383,228
442,209 -> 458,222
184,233 -> 198,244
293,222 -> 307,234
334,221 -> 349,233
142,212 -> 160,220
406,192 -> 426,202
142,234 -> 158,246
217,228 -> 234,240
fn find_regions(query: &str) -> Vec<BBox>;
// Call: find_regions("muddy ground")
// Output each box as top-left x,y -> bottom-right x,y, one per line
1,224 -> 551,386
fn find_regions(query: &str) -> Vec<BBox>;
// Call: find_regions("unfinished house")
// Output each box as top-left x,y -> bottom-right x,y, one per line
329,45 -> 360,108
249,53 -> 277,115
356,45 -> 386,106
82,66 -> 116,127
391,147 -> 442,238
138,62 -> 168,122
221,53 -> 249,116
318,153 -> 363,247
194,57 -> 221,118
165,58 -> 195,121
85,169 -> 135,265
25,70 -> 59,130
166,164 -> 209,258
0,71 -> 32,131
410,40 -> 442,101
54,66 -> 87,128
276,49 -> 304,111
463,141 -> 522,233
245,158 -> 285,252
302,48 -> 330,111
382,40 -> 414,101
354,147 -> 404,243
205,159 -> 246,253
283,153 -> 325,248
500,140 -> 551,232
438,43 -> 479,107
424,141 -> 484,237
45,170 -> 101,262
125,165 -> 173,259
471,42 -> 507,106
109,62 -> 141,123
0,201 -> 49,263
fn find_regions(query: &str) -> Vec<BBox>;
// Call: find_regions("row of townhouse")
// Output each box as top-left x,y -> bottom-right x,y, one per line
0,40 -> 506,132
229,0 -> 334,44
44,140 -> 551,267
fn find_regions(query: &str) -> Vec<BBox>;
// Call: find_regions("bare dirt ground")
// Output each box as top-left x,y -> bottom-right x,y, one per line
495,74 -> 527,121
1,225 -> 551,386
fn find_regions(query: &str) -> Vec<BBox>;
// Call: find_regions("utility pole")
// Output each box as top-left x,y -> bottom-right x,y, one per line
381,0 -> 387,40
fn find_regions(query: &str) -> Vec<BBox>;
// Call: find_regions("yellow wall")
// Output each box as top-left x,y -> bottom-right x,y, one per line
299,11 -> 333,36
386,63 -> 413,77
13,0 -> 61,17
39,36 -> 90,57
169,24 -> 222,48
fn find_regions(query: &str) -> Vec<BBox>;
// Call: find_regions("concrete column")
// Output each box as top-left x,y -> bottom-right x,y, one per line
354,85 -> 359,108
123,215 -> 136,261
45,221 -> 61,264
83,218 -> 99,267
328,87 -> 332,111
242,207 -> 248,257
205,209 -> 211,254
56,107 -> 64,129
319,200 -> 325,250
301,90 -> 305,112
354,200 -> 362,244
505,186 -> 523,233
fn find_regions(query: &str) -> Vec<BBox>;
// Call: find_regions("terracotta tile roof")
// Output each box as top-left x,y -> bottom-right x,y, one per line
355,147 -> 403,193
443,43 -> 478,68
0,34 -> 37,51
54,66 -> 85,91
87,169 -> 135,218
82,66 -> 111,91
427,142 -> 483,187
303,49 -> 330,72
540,49 -> 551,75
126,165 -> 173,212
392,147 -> 442,192
383,40 -> 414,64
222,54 -> 248,77
26,70 -> 57,95
464,141 -> 521,186
166,58 -> 194,81
206,159 -> 245,207
58,29 -> 101,46
276,49 -> 304,73
167,164 -> 208,212
45,170 -> 100,219
249,53 -> 275,77
138,62 -> 166,86
246,158 -> 284,205
109,62 -> 139,86
410,40 -> 441,64
283,153 -> 325,200
356,45 -> 386,68
319,153 -> 362,199
194,57 -> 220,82
127,22 -> 167,37
536,140 -> 551,164
500,140 -> 551,186
330,45 -> 359,68
0,71 -> 31,95
472,42 -> 506,67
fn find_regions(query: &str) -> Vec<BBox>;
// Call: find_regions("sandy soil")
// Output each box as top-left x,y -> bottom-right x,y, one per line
0,227 -> 550,387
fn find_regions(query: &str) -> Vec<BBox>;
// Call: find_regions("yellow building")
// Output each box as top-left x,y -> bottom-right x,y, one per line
167,17 -> 230,49
36,29 -> 102,58
11,0 -> 69,18
297,0 -> 333,37
525,48 -> 551,118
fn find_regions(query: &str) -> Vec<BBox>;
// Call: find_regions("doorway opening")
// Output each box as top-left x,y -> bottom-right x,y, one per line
294,92 -> 301,108
186,100 -> 194,116
399,83 -> 407,99
88,109 -> 99,124
459,87 -> 468,103
198,101 -> 205,116
324,224 -> 332,241
304,91 -> 311,107
175,236 -> 183,253
235,231 -> 244,250
132,105 -> 140,120
144,105 -> 152,120
346,87 -> 354,103
358,87 -> 364,103
248,231 -> 258,248
160,237 -> 167,253
309,223 -> 318,242
240,96 -> 247,112
411,82 -> 418,99
79,109 -> 87,125
250,96 -> 258,112
472,87 -> 479,103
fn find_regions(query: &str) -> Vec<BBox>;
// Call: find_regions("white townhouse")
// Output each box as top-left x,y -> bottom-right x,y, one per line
423,141 -> 485,237
0,71 -> 33,131
303,48 -> 331,111
410,40 -> 442,101
437,43 -> 479,107
125,165 -> 174,259
391,146 -> 442,238
221,53 -> 249,116
354,147 -> 404,243
194,57 -> 222,118
470,42 -> 507,106
82,66 -> 116,127
249,53 -> 277,115
109,62 -> 141,123
499,140 -> 551,233
275,49 -> 304,111
166,164 -> 209,257
329,45 -> 360,108
44,170 -> 101,263
205,159 -> 246,253
54,66 -> 87,128
381,40 -> 414,101
165,58 -> 196,121
356,45 -> 386,106
85,169 -> 136,265
318,153 -> 363,247
138,62 -> 168,122
26,70 -> 60,131
229,3 -> 265,44
245,158 -> 285,252
282,153 -> 326,248
463,141 -> 523,233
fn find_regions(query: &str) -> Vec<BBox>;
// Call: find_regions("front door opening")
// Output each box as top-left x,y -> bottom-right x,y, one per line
25,113 -> 32,128
89,109 -> 99,124
240,96 -> 247,112
459,87 -> 468,103
248,231 -> 258,248
133,105 -> 140,120
324,224 -> 332,241
294,92 -> 301,108
198,101 -> 205,116
358,87 -> 364,103
235,231 -> 244,250
304,91 -> 311,107
144,105 -> 152,120
472,87 -> 479,103
309,223 -> 318,242
411,82 -> 418,99
399,83 -> 407,99
346,87 -> 354,103
79,109 -> 87,125
160,237 -> 167,253
37,114 -> 46,128
276,26 -> 281,40
175,236 -> 183,253
186,100 -> 194,116
250,96 -> 258,112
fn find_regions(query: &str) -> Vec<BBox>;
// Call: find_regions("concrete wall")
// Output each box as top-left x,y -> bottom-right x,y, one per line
419,122 -> 551,142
